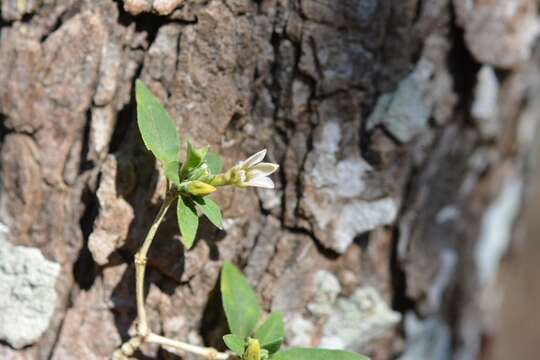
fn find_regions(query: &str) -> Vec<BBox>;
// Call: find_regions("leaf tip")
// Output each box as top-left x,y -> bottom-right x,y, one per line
222,259 -> 234,271
135,79 -> 146,93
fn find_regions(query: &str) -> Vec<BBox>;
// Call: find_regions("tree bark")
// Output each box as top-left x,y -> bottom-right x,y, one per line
0,0 -> 538,359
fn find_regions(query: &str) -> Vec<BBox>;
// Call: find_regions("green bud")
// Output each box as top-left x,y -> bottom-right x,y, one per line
188,164 -> 211,182
243,338 -> 261,360
185,181 -> 216,196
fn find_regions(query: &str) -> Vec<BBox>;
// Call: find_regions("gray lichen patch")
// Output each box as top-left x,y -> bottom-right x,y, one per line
426,249 -> 457,313
302,121 -> 398,253
367,60 -> 433,143
399,312 -> 450,360
333,199 -> 398,253
320,286 -> 401,350
306,270 -> 341,316
0,237 -> 61,349
476,173 -> 523,285
286,314 -> 317,348
308,122 -> 372,198
471,66 -> 500,139
257,188 -> 282,211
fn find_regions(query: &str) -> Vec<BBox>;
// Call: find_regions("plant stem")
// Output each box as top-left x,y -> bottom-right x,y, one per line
134,191 -> 175,335
146,333 -> 229,359
113,188 -> 230,360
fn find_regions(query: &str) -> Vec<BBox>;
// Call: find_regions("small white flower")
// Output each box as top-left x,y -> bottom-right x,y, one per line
236,149 -> 279,189
209,149 -> 279,189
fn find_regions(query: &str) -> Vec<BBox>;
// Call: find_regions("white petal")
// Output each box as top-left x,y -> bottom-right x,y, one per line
245,176 -> 275,189
242,149 -> 267,168
251,162 -> 279,177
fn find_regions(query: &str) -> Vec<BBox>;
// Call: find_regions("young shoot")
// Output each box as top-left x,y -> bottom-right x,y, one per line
113,81 -> 368,360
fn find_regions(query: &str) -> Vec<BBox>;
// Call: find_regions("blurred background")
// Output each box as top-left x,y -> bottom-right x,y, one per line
0,0 -> 539,359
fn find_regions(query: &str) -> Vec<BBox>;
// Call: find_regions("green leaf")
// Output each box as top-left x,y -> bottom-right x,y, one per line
205,152 -> 223,174
193,196 -> 223,230
185,141 -> 208,170
254,312 -> 284,354
164,161 -> 181,187
222,334 -> 245,356
177,195 -> 199,249
135,80 -> 180,165
272,348 -> 370,360
262,338 -> 283,355
220,261 -> 261,339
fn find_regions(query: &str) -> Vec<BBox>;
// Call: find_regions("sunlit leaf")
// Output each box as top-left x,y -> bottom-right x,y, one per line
177,195 -> 198,249
254,312 -> 284,354
205,152 -> 223,175
223,334 -> 245,356
185,141 -> 208,170
220,261 -> 261,339
135,80 -> 179,165
164,161 -> 181,187
272,348 -> 369,360
262,338 -> 283,355
193,196 -> 223,230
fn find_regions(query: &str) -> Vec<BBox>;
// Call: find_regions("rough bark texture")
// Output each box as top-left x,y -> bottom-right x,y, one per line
0,0 -> 539,359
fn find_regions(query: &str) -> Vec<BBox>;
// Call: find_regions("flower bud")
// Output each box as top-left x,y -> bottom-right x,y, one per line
185,181 -> 216,196
244,338 -> 261,360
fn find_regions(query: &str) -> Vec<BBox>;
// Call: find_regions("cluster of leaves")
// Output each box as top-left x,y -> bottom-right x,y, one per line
135,80 -> 369,359
136,80 -> 224,249
220,261 -> 369,360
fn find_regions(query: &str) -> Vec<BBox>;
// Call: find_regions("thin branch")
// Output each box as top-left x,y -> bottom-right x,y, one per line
115,188 -> 230,360
146,333 -> 230,359
134,191 -> 175,335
